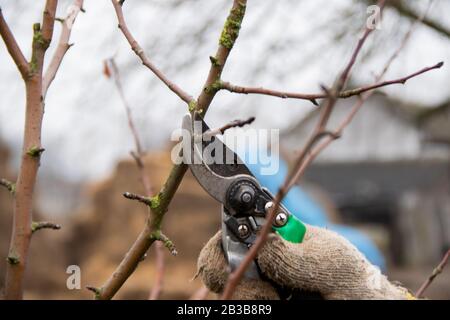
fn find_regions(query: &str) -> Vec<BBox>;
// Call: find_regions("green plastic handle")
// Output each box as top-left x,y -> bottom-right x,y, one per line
272,214 -> 306,243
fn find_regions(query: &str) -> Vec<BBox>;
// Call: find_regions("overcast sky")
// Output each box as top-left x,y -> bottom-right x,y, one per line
0,0 -> 449,183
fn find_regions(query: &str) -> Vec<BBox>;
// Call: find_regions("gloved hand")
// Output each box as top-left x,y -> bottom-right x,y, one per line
197,225 -> 414,300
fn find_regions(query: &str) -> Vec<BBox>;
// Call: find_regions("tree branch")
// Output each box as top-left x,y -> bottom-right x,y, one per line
123,192 -> 153,207
31,221 -> 61,233
0,178 -> 15,194
104,57 -> 166,299
285,0 -> 438,191
42,0 -> 84,97
203,116 -> 255,140
220,62 -> 443,105
387,0 -> 450,39
196,0 -> 247,115
416,249 -> 450,298
110,0 -> 194,104
95,164 -> 187,300
150,231 -> 178,256
4,0 -> 58,300
0,7 -> 30,79
97,0 -> 248,300
221,0 -> 388,300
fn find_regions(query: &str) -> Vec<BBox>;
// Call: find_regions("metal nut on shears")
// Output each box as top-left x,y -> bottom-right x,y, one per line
274,212 -> 288,227
237,224 -> 250,238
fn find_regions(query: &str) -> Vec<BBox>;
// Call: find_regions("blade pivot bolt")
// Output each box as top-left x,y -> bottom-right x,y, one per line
238,224 -> 250,238
274,212 -> 288,227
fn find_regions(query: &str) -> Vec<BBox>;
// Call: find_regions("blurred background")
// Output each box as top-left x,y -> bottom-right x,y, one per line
0,0 -> 449,299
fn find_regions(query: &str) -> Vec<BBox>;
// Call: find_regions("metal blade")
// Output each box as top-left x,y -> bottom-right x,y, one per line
193,112 -> 253,177
181,113 -> 254,204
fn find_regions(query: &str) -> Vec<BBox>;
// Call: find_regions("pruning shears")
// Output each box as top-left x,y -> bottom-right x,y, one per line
182,112 -> 307,281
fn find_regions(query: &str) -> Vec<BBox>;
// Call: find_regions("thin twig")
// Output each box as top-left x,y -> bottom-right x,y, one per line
387,0 -> 450,38
286,63 -> 442,191
416,249 -> 450,298
42,0 -> 84,97
31,221 -> 61,233
0,8 -> 30,79
110,0 -> 194,104
285,0 -> 438,191
97,0 -> 248,300
0,178 -> 15,194
86,286 -> 101,298
203,117 -> 255,140
104,57 -> 166,299
123,192 -> 153,206
221,65 -> 444,105
150,232 -> 178,256
221,0 -> 388,300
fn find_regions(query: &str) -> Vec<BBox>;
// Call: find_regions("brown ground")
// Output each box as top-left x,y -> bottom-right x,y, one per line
0,142 -> 449,299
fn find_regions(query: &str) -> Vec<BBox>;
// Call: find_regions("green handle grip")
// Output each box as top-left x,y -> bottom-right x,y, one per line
272,214 -> 306,243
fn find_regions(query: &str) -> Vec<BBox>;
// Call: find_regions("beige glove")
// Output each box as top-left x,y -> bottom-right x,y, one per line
197,225 -> 414,300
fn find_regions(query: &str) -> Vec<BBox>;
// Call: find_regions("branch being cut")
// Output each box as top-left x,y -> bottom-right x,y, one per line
203,116 -> 255,140
110,0 -> 194,104
416,249 -> 450,298
97,0 -> 248,300
42,0 -> 84,97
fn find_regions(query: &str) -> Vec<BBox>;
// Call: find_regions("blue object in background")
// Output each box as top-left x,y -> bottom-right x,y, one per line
238,149 -> 386,271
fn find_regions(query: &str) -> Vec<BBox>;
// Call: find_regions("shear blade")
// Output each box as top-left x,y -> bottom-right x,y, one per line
182,112 -> 255,204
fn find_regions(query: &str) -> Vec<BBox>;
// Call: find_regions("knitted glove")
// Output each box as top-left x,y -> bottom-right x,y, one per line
197,226 -> 413,300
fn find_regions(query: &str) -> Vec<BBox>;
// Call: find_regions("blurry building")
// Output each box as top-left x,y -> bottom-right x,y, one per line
282,93 -> 450,266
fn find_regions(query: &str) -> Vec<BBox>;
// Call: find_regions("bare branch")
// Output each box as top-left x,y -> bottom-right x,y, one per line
221,0 -> 388,300
387,0 -> 450,39
123,192 -> 153,207
0,8 -> 30,78
196,0 -> 247,114
31,221 -> 61,233
97,0 -> 248,300
4,0 -> 58,300
110,0 -> 194,104
104,57 -> 165,299
150,232 -> 177,256
96,164 -> 187,300
287,62 -> 443,191
285,0 -> 438,191
42,0 -> 84,97
0,178 -> 15,194
221,61 -> 443,105
86,286 -> 101,299
203,116 -> 255,140
416,249 -> 450,298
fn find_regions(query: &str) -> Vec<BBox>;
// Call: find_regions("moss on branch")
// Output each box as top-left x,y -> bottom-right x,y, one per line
219,1 -> 246,49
